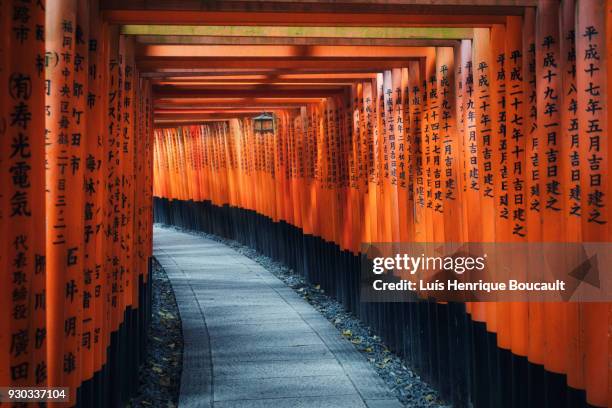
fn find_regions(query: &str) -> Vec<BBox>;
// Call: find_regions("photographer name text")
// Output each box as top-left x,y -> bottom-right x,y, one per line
372,279 -> 566,292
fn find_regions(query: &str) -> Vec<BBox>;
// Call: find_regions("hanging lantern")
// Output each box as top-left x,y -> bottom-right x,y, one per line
253,112 -> 275,134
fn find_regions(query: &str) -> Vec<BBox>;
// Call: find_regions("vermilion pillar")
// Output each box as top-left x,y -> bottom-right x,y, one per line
1,0 -> 46,388
576,1 -> 608,406
45,0 -> 83,396
85,0 -> 108,379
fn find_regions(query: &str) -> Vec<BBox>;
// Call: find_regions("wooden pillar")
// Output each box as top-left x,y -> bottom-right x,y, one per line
45,0 -> 84,396
408,60 -> 424,243
576,0 -> 608,405
86,0 -> 109,379
437,47 -> 461,242
1,0 -> 47,389
559,0 -> 584,395
505,14 -> 529,362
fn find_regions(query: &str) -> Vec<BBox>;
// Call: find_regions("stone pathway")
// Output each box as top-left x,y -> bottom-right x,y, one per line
154,226 -> 403,408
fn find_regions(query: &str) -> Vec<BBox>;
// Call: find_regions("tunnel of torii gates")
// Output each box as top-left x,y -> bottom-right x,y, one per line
1,0 -> 612,407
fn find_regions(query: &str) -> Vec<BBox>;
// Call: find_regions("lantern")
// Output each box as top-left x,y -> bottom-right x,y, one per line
253,112 -> 275,134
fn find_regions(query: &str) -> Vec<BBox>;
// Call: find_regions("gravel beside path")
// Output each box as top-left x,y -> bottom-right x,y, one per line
128,258 -> 183,408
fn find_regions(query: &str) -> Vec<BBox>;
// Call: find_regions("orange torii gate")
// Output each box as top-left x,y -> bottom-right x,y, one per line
1,1 -> 154,406
151,3 -> 612,406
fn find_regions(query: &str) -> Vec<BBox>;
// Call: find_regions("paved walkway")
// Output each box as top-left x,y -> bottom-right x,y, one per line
154,227 -> 402,408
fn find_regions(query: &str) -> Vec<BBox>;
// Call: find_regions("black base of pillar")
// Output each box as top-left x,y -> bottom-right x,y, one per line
73,261 -> 152,407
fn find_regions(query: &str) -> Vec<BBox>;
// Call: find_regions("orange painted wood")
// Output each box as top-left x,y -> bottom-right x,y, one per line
472,29 -> 492,326
505,15 -> 528,358
437,48 -> 462,243
87,0 -> 110,376
45,0 -> 83,397
364,80 -> 379,243
490,23 -> 512,348
102,9 -> 509,27
1,0 -> 47,389
75,0 -> 93,385
408,60 -> 425,243
576,0 -> 608,405
0,0 -> 11,387
522,5 -> 545,367
559,0 -> 584,391
536,0 -> 567,375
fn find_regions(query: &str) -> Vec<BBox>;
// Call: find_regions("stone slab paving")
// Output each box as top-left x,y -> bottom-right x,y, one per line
154,227 -> 402,408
